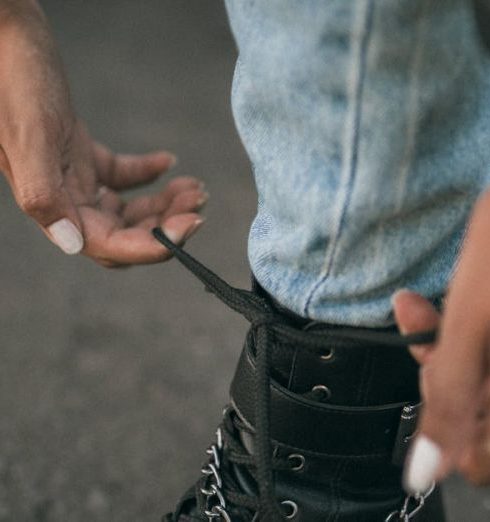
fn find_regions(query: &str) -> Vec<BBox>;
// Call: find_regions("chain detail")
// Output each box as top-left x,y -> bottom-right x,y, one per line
201,427 -> 232,522
384,482 -> 435,521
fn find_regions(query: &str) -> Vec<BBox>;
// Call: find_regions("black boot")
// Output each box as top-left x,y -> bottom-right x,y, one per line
153,229 -> 446,522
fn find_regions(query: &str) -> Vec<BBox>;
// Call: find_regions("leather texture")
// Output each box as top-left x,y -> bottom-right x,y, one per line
227,331 -> 446,521
169,282 -> 446,521
232,338 -> 419,458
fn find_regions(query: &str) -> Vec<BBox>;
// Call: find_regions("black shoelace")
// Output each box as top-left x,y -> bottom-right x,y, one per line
153,228 -> 437,522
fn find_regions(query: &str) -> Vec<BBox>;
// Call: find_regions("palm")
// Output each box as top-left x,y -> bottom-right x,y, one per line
64,122 -> 205,267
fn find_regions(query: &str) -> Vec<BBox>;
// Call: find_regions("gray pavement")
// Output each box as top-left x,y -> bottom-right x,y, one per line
0,1 -> 488,520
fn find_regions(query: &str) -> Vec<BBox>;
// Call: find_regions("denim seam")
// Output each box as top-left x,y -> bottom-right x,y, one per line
303,0 -> 375,317
393,1 -> 429,213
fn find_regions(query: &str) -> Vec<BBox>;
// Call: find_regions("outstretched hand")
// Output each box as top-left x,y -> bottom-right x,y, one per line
0,1 -> 206,267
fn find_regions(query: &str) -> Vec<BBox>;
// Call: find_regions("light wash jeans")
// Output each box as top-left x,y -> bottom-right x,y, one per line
225,0 -> 490,326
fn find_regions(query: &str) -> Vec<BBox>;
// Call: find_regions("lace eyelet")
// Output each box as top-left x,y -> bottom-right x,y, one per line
320,348 -> 335,361
311,384 -> 332,401
287,453 -> 305,472
281,500 -> 299,519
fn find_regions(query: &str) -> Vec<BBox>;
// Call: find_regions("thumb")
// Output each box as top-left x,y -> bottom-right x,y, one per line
401,193 -> 490,496
7,153 -> 84,255
392,290 -> 447,495
392,289 -> 441,365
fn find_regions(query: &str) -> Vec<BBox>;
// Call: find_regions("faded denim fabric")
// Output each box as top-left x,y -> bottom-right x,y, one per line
225,0 -> 490,326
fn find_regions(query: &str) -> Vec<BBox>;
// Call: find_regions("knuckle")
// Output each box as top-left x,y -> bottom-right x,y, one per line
17,188 -> 56,216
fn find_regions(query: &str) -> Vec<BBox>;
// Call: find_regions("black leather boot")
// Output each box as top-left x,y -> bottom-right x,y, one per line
153,229 -> 446,522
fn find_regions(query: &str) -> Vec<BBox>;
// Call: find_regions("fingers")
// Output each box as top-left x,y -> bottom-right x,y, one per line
4,145 -> 84,255
80,207 -> 203,266
403,330 -> 484,495
403,192 -> 490,495
162,188 -> 208,220
392,289 -> 440,365
458,393 -> 490,486
122,176 -> 204,225
94,142 -> 177,190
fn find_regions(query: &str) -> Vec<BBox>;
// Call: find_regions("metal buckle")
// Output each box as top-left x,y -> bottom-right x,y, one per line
392,403 -> 421,467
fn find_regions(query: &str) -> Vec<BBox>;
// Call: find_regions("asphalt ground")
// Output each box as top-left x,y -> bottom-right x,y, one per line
0,2 -> 488,520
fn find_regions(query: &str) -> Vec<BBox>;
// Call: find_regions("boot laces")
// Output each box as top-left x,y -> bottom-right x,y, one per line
153,228 -> 437,522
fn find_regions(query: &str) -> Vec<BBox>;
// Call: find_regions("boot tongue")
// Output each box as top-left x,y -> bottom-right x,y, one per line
223,421 -> 258,501
240,429 -> 255,455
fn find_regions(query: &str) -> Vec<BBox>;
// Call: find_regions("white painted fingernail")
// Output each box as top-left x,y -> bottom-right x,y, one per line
184,218 -> 205,240
168,154 -> 178,167
163,227 -> 184,244
197,192 -> 210,207
48,218 -> 84,255
404,436 -> 441,495
164,219 -> 205,245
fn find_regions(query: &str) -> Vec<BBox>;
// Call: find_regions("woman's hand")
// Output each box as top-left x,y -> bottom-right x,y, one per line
0,1 -> 206,266
392,191 -> 490,494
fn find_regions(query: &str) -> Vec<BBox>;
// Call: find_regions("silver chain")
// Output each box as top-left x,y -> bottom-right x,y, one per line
201,427 -> 232,522
384,481 -> 435,521
200,423 -> 434,522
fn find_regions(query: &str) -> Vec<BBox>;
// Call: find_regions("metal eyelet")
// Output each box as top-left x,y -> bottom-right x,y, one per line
320,348 -> 335,361
281,500 -> 298,519
287,453 -> 305,472
311,384 -> 332,401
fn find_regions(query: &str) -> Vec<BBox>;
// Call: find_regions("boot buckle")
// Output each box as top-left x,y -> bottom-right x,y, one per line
392,403 -> 421,467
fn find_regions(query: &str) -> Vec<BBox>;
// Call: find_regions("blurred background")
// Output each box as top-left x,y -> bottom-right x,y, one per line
0,1 -> 488,521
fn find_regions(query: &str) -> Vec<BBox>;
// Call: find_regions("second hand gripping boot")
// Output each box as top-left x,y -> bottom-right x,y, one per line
153,229 -> 446,522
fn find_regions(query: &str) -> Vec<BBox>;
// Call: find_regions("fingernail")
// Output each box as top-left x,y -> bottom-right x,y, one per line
48,218 -> 84,255
404,436 -> 442,495
197,192 -> 210,207
163,227 -> 183,244
390,288 -> 411,307
168,154 -> 178,168
184,218 -> 205,240
164,219 -> 205,245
